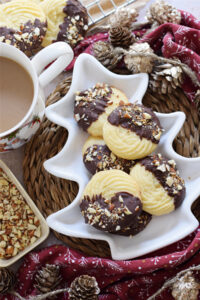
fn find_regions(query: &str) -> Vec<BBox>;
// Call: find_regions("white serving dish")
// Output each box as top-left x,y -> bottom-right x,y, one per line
0,160 -> 49,267
44,53 -> 200,260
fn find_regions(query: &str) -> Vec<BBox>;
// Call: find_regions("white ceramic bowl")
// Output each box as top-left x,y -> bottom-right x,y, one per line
44,53 -> 200,260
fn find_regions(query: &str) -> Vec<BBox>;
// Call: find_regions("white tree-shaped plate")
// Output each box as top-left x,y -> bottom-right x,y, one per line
44,54 -> 200,260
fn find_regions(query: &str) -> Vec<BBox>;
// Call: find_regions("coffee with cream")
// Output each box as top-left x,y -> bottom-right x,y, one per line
0,57 -> 34,133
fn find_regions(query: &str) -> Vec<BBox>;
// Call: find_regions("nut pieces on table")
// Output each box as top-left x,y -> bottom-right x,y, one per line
0,168 -> 41,259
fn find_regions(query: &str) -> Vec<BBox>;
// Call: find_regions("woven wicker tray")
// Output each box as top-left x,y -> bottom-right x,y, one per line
23,76 -> 200,258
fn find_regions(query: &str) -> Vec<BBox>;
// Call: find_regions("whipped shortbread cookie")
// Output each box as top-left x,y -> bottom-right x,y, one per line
41,0 -> 88,48
74,83 -> 129,137
130,154 -> 186,215
80,170 -> 142,233
0,0 -> 47,55
103,103 -> 162,160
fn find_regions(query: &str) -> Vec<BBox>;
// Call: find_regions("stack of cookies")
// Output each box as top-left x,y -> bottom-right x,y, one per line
74,83 -> 186,237
0,0 -> 88,55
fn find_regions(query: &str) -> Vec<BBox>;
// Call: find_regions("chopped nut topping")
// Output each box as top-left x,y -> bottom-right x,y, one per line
143,112 -> 152,119
177,184 -> 183,190
124,206 -> 132,215
87,207 -> 96,214
135,205 -> 140,211
157,164 -> 166,172
0,168 -> 41,259
75,83 -> 111,104
168,160 -> 176,167
74,113 -> 80,122
143,154 -> 185,197
166,176 -> 174,187
154,131 -> 162,140
105,209 -> 111,217
118,195 -> 123,203
109,104 -> 162,143
84,144 -> 134,173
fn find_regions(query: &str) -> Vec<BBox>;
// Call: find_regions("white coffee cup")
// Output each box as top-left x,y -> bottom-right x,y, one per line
0,41 -> 73,152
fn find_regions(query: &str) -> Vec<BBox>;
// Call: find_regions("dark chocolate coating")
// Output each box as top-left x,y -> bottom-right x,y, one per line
112,211 -> 152,236
80,192 -> 142,233
140,154 -> 186,209
107,104 -> 162,144
57,0 -> 88,48
74,84 -> 112,131
0,19 -> 47,56
83,144 -> 135,174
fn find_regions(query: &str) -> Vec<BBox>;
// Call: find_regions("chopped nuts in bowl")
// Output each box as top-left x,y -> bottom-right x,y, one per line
0,160 -> 49,267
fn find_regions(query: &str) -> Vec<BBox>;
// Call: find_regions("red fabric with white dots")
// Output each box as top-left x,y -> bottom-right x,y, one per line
2,227 -> 200,299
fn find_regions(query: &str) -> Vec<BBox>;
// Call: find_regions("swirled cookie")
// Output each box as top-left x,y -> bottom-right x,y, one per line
80,170 -> 142,233
130,154 -> 186,215
82,136 -> 135,175
103,103 -> 162,160
112,211 -> 152,236
0,0 -> 47,55
41,0 -> 88,48
74,83 -> 129,137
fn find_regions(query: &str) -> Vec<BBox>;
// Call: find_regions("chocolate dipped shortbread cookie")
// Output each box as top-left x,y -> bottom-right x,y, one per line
130,154 -> 186,215
0,0 -> 47,55
74,83 -> 129,137
80,170 -> 142,233
82,136 -> 135,174
103,103 -> 162,159
41,0 -> 88,48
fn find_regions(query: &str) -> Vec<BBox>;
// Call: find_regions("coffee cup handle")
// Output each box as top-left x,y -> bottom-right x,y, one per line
31,42 -> 74,88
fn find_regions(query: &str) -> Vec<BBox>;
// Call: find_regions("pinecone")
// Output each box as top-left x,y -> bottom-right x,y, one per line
171,271 -> 200,300
109,25 -> 135,48
147,0 -> 181,25
0,268 -> 15,294
149,62 -> 184,94
69,275 -> 100,300
124,42 -> 154,73
194,89 -> 200,116
194,89 -> 200,104
109,7 -> 138,28
35,264 -> 62,294
93,41 -> 122,70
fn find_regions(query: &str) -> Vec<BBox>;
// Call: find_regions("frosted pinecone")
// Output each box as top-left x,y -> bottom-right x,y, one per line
109,25 -> 135,48
194,89 -> 200,104
124,42 -> 154,73
69,275 -> 100,300
171,271 -> 200,300
147,0 -> 181,25
149,62 -> 184,94
194,89 -> 200,116
0,268 -> 15,294
35,264 -> 62,294
109,7 -> 138,28
93,41 -> 122,70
